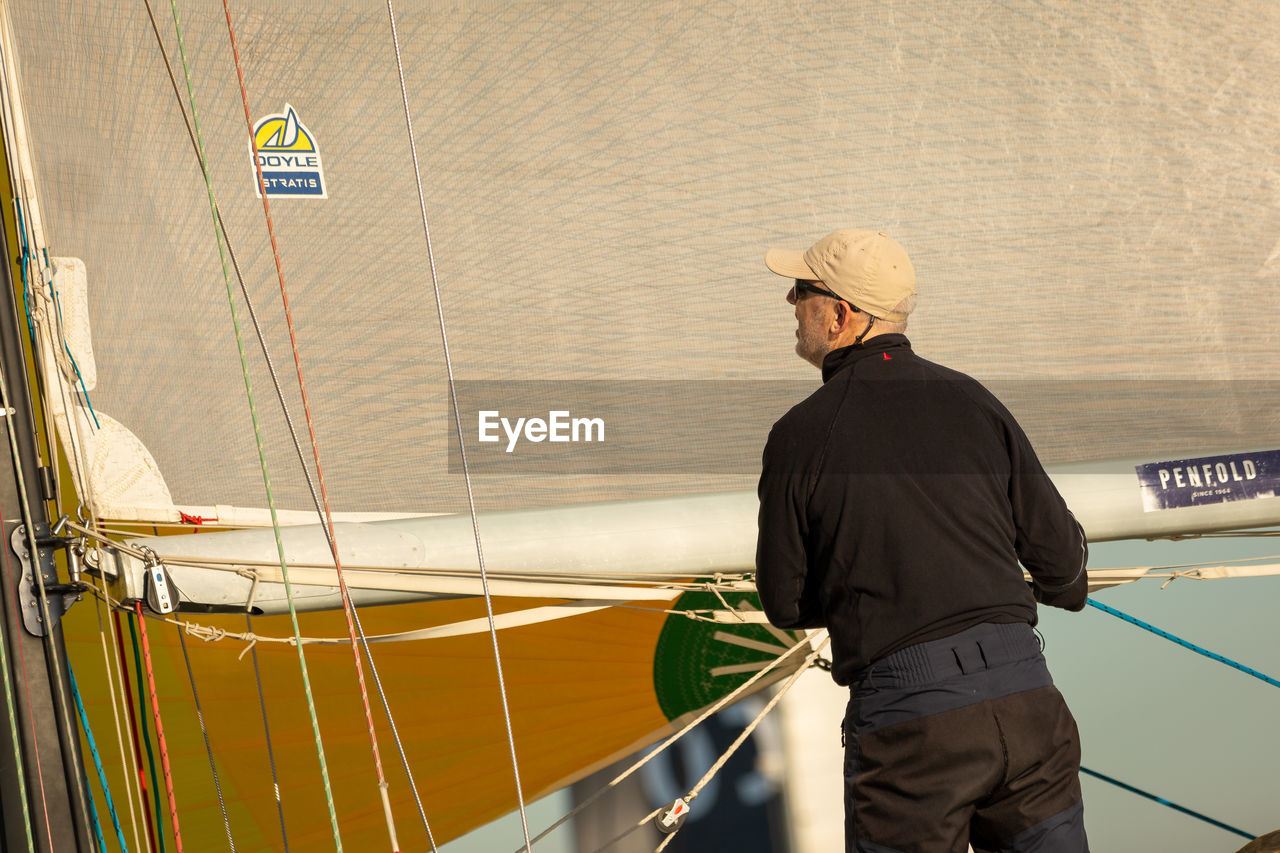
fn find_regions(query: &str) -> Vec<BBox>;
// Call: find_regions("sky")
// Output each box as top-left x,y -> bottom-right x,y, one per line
441,530 -> 1280,853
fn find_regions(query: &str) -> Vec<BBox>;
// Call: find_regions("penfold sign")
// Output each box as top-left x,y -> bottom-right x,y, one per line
1135,450 -> 1280,512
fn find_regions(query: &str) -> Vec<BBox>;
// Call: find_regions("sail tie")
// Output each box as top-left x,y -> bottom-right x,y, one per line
150,0 -> 345,847
385,1 -> 532,849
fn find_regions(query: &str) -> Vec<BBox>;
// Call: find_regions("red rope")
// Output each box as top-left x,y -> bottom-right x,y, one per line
113,610 -> 160,853
219,3 -> 398,848
133,603 -> 183,853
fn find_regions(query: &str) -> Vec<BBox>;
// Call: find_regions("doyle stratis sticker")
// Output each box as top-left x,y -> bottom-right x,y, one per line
1135,450 -> 1280,512
251,104 -> 326,197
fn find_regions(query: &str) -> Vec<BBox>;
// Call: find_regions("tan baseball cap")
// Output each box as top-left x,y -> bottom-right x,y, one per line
765,229 -> 916,322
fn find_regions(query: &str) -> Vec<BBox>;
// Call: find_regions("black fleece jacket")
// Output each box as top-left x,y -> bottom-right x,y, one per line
756,335 -> 1088,684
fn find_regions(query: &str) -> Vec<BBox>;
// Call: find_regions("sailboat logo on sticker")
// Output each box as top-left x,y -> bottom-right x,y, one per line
250,104 -> 326,197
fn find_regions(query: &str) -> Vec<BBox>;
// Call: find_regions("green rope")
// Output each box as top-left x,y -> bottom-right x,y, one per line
161,0 -> 343,847
127,613 -> 166,853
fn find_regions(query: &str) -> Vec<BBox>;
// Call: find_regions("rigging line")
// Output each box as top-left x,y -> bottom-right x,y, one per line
218,4 -> 401,847
1078,766 -> 1254,841
175,623 -> 235,852
651,635 -> 831,853
134,603 -> 184,852
94,572 -> 148,853
49,283 -> 100,428
587,805 -> 666,853
350,604 -> 439,853
118,548 -> 738,588
384,2 -> 534,848
88,581 -> 750,663
156,0 -> 345,847
125,611 -> 166,853
1085,598 -> 1280,689
513,629 -> 823,853
583,636 -> 832,853
0,330 -> 96,846
0,501 -> 38,852
245,614 -> 291,853
68,663 -> 131,852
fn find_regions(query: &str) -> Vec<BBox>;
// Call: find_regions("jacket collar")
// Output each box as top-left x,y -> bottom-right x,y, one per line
821,334 -> 912,383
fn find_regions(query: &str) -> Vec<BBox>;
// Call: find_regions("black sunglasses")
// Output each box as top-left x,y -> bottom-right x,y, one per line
791,280 -> 860,311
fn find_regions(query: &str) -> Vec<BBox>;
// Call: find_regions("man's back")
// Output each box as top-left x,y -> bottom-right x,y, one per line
756,334 -> 1086,680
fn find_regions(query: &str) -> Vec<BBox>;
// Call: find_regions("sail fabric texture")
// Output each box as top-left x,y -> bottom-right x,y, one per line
7,1 -> 1280,850
5,0 -> 1280,520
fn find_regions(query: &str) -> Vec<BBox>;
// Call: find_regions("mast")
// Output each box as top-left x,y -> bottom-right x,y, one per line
0,107 -> 94,853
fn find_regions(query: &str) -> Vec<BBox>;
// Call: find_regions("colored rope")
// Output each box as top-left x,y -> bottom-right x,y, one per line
0,500 -> 36,852
13,195 -> 35,343
139,7 -> 413,847
246,615 -> 290,852
81,766 -> 108,852
124,610 -> 165,853
176,624 -> 235,851
514,628 -> 819,853
1079,766 -> 1254,840
49,282 -> 100,429
133,603 -> 183,852
350,605 -> 438,852
385,2 -> 533,849
1086,597 -> 1280,689
157,0 -> 344,847
94,575 -> 147,853
220,3 -> 402,849
68,664 -> 130,851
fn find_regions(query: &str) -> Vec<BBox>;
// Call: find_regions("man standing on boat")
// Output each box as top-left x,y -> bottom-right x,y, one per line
755,229 -> 1090,853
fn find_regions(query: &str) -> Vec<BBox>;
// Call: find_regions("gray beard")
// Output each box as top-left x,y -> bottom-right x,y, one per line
795,324 -> 829,368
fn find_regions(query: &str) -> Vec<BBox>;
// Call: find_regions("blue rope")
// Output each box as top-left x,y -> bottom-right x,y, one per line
68,665 -> 131,852
1079,766 -> 1254,840
14,198 -> 36,343
50,284 -> 101,429
11,200 -> 102,429
1086,597 -> 1280,689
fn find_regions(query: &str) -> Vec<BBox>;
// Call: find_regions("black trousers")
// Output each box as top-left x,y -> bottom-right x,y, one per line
843,622 -> 1089,853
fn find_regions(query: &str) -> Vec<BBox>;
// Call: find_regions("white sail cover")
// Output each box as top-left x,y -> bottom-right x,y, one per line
4,0 -> 1279,520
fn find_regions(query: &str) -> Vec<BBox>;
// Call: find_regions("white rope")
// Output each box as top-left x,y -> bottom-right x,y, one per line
385,2 -> 532,847
92,571 -> 146,853
649,634 -> 831,852
514,629 -> 824,853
